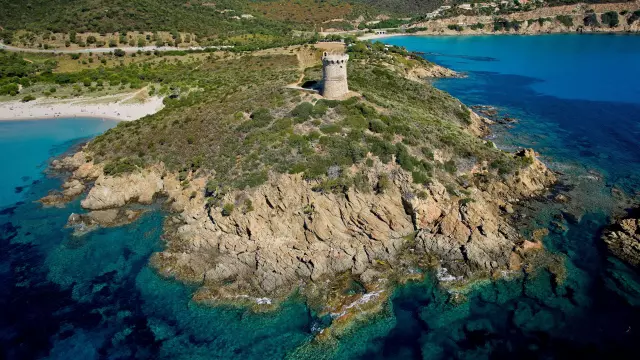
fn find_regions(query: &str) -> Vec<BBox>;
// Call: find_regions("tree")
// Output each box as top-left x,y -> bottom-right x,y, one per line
86,35 -> 97,44
601,11 -> 619,28
138,38 -> 146,47
584,13 -> 599,27
114,48 -> 126,57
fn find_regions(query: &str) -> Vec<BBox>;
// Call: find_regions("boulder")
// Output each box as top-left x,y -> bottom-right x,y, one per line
602,211 -> 640,267
81,169 -> 164,210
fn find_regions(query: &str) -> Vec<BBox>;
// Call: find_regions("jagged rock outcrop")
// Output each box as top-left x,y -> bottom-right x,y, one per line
40,151 -> 102,205
152,150 -> 554,301
407,64 -> 459,80
482,149 -> 556,200
81,167 -> 164,210
66,208 -> 145,236
44,146 -> 555,306
602,210 -> 640,267
153,170 -> 415,296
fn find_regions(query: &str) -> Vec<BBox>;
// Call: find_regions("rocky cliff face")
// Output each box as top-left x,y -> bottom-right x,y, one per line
151,150 -> 554,303
46,147 -> 555,300
411,3 -> 640,36
602,210 -> 640,267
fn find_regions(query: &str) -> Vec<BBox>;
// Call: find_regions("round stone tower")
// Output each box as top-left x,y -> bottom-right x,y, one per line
321,52 -> 349,100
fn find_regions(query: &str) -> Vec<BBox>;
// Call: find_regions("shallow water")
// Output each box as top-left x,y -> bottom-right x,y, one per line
1,35 -> 640,359
0,119 -> 117,208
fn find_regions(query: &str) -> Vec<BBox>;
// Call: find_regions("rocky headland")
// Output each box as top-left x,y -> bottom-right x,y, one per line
44,139 -> 557,335
39,47 -> 561,336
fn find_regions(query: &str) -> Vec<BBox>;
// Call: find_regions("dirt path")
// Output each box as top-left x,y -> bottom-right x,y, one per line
0,42 -> 233,54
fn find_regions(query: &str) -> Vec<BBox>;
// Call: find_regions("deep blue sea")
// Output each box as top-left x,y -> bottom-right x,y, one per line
1,34 -> 640,359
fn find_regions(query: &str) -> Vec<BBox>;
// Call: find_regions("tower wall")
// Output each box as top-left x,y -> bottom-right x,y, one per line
321,52 -> 349,100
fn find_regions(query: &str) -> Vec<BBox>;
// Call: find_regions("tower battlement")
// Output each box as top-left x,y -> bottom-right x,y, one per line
321,52 -> 349,99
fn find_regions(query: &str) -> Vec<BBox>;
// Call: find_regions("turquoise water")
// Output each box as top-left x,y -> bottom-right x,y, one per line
1,35 -> 640,359
0,119 -> 117,208
382,34 -> 640,195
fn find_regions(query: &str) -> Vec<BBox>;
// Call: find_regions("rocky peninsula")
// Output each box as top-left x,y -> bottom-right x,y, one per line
40,44 -> 559,335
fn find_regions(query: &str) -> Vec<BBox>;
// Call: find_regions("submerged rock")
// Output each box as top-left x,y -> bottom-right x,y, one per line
66,208 -> 146,236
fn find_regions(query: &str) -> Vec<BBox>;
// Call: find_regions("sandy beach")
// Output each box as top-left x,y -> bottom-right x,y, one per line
357,33 -> 406,41
0,91 -> 165,122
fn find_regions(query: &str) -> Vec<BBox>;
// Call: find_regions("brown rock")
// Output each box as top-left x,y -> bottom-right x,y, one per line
602,211 -> 640,267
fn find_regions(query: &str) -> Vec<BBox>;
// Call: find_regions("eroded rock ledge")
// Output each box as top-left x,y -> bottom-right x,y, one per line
45,146 -> 556,319
602,209 -> 640,267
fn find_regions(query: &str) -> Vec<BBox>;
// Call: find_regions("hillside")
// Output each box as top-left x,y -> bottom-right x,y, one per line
0,0 -> 442,34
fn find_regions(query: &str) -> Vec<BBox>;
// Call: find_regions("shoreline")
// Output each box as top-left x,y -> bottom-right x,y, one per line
358,30 -> 640,41
0,93 -> 165,122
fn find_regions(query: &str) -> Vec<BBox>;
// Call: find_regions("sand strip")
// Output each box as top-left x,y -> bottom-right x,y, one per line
0,94 -> 165,122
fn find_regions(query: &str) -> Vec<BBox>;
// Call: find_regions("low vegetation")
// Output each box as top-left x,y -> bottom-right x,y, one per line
601,11 -> 620,27
79,42 -> 529,198
555,15 -> 574,27
493,18 -> 523,32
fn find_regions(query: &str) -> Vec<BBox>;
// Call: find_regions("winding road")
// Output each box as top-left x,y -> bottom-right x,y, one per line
0,43 -> 232,54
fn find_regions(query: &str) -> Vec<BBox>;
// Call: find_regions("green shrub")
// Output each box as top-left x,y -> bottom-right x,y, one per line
21,94 -> 36,102
494,18 -> 522,31
443,160 -> 457,174
242,199 -> 254,213
367,137 -> 395,163
103,157 -> 144,175
375,174 -> 390,194
0,83 -> 19,96
237,171 -> 268,189
584,13 -> 599,27
555,15 -> 574,27
237,108 -> 273,132
319,123 -> 341,134
395,143 -> 416,171
315,99 -> 340,108
369,118 -> 388,133
412,171 -> 430,185
421,147 -> 434,160
222,203 -> 234,216
290,102 -> 314,120
601,11 -> 619,27
312,103 -> 328,116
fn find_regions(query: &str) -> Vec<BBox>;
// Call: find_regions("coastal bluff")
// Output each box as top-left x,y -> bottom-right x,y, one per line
45,145 -> 556,316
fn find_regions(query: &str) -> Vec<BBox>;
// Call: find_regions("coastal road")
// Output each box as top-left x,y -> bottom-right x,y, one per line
0,43 -> 233,54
